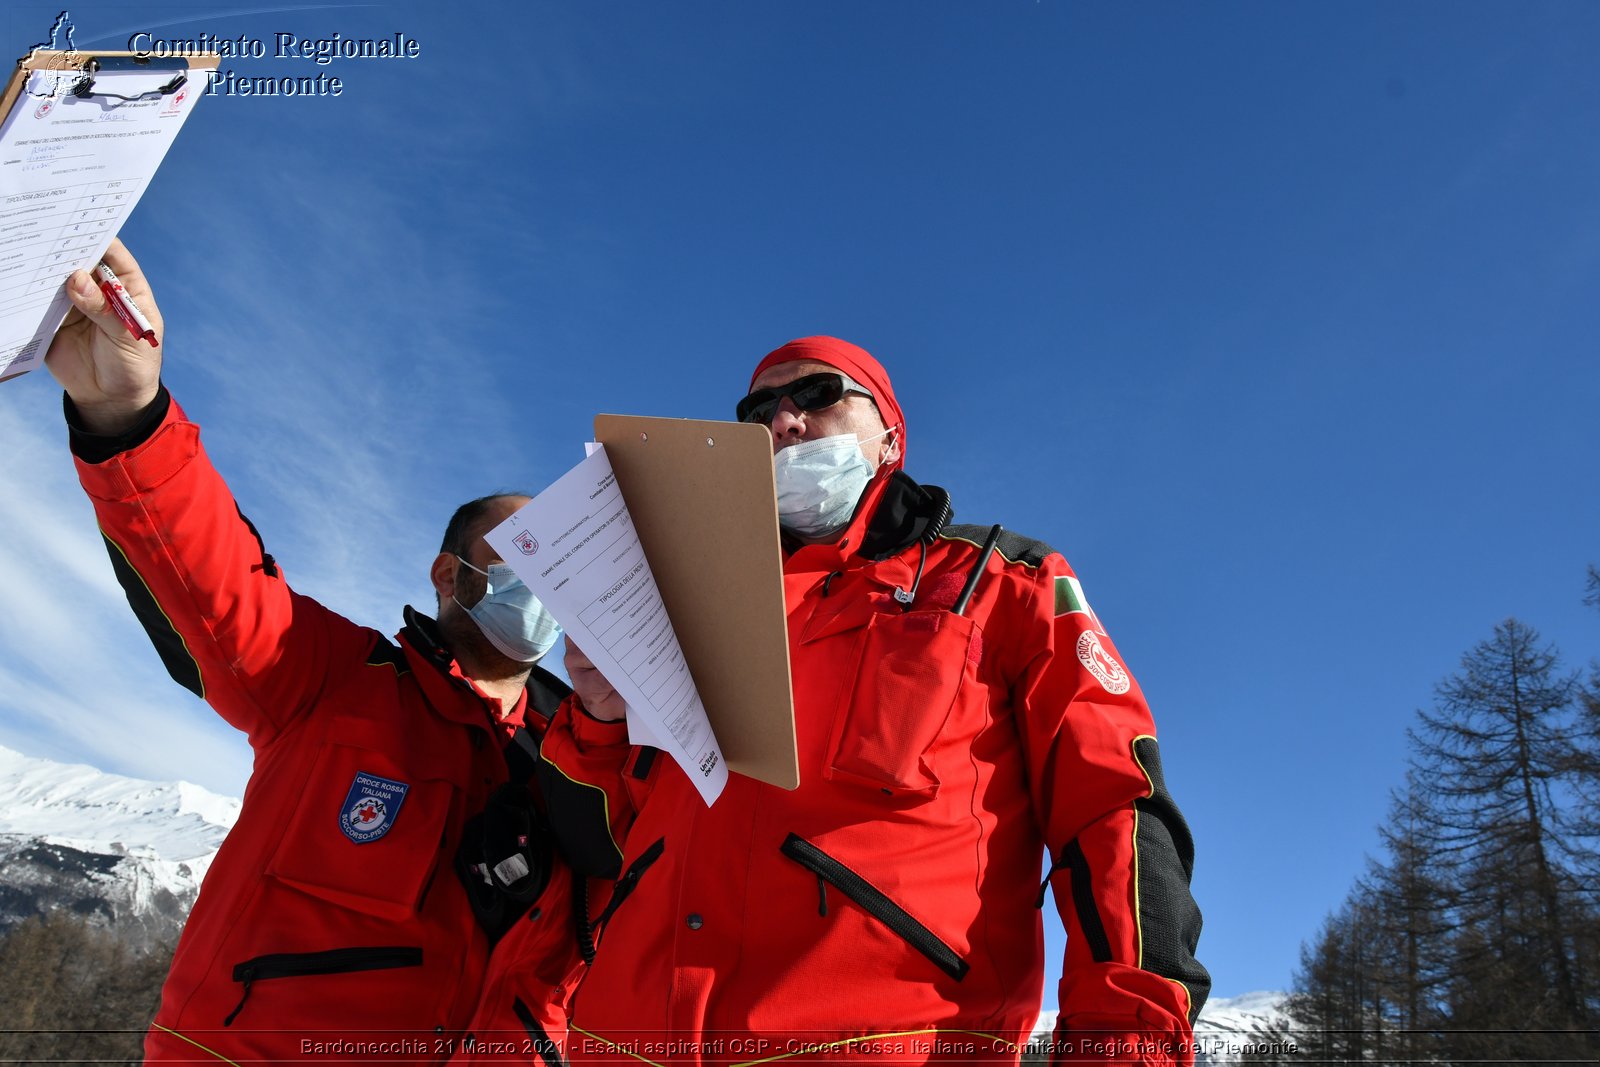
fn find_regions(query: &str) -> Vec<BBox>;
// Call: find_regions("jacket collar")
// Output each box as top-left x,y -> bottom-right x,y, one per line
783,469 -> 954,570
858,470 -> 953,561
401,604 -> 455,669
398,606 -> 572,724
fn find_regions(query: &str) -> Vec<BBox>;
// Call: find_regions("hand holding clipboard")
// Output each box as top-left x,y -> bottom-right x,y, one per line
0,49 -> 213,383
45,238 -> 165,435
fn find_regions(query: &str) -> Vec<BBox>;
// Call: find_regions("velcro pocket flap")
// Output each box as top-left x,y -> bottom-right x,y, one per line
825,611 -> 978,795
265,720 -> 455,921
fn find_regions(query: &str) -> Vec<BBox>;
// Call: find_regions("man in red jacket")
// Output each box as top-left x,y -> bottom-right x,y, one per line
546,336 -> 1208,1065
45,241 -> 586,1064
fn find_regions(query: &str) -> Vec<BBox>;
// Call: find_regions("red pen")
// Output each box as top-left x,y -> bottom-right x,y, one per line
94,262 -> 159,348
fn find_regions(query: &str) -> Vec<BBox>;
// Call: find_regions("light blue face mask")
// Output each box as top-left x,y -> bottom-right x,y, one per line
773,429 -> 893,541
454,557 -> 562,663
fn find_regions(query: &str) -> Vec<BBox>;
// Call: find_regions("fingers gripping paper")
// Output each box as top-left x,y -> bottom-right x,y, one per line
485,446 -> 730,805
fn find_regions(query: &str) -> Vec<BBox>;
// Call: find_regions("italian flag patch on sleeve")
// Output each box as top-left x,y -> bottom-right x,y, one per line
1053,575 -> 1100,627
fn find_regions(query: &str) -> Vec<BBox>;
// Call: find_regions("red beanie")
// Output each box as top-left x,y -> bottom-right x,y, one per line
749,336 -> 906,471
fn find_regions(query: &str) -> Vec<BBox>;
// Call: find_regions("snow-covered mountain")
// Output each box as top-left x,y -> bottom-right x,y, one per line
1030,991 -> 1292,1065
1188,991 -> 1295,1064
0,744 -> 239,950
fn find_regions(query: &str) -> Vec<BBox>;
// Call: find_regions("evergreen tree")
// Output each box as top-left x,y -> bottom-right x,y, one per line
1570,565 -> 1600,878
1284,609 -> 1600,1063
1569,565 -> 1600,1020
1284,893 -> 1389,1064
1408,618 -> 1592,1038
1357,774 -> 1454,1062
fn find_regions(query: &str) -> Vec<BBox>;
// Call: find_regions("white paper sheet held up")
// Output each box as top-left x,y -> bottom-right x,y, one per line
0,65 -> 205,381
579,442 -> 668,753
485,445 -> 728,806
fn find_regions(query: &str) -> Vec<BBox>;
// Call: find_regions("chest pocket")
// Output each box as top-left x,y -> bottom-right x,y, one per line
265,715 -> 459,921
822,610 -> 982,796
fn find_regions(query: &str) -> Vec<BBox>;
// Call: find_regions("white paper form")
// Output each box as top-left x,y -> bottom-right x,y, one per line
0,65 -> 205,381
485,446 -> 728,806
580,441 -> 668,753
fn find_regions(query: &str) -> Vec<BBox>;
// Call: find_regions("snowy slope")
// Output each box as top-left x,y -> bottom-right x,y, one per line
0,744 -> 240,947
1030,991 -> 1292,1065
0,744 -> 238,856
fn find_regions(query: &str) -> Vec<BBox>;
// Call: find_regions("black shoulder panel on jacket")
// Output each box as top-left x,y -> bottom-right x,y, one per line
939,524 -> 1057,568
364,636 -> 411,674
100,532 -> 203,698
1131,736 -> 1210,1022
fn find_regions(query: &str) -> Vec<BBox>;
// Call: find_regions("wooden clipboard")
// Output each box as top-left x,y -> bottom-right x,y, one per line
595,414 -> 799,790
1,50 -> 219,123
0,49 -> 217,384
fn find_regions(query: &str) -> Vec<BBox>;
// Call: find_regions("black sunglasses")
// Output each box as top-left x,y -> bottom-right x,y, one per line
736,372 -> 874,424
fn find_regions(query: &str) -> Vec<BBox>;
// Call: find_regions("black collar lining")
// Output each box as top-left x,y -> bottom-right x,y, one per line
858,472 -> 954,561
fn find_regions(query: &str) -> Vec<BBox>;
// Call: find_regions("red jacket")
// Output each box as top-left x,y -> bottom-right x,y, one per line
447,865 -> 601,1066
71,390 -> 581,1065
542,472 -> 1208,1065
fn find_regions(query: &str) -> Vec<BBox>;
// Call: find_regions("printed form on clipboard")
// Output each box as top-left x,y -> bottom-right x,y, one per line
484,415 -> 798,807
0,51 -> 216,382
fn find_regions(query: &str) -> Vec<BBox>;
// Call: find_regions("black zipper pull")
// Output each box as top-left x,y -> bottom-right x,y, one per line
815,872 -> 828,917
223,973 -> 254,1027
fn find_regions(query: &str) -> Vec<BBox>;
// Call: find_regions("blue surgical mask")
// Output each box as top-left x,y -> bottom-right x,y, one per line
454,557 -> 562,663
773,429 -> 893,541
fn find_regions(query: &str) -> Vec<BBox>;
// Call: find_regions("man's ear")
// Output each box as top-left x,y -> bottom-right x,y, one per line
430,552 -> 458,603
882,426 -> 902,467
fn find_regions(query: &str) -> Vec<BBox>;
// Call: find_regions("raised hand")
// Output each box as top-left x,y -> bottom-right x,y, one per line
45,238 -> 164,434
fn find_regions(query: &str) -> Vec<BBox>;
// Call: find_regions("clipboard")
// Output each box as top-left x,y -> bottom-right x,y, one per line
0,50 -> 217,124
595,414 -> 799,790
0,50 -> 217,383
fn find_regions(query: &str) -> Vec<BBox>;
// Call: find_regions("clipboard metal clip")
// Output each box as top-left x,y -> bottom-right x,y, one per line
71,57 -> 188,102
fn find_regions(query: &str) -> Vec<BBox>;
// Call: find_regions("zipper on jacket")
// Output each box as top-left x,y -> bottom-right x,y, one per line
226,946 -> 423,1026
512,996 -> 566,1067
593,837 -> 666,930
780,833 -> 968,982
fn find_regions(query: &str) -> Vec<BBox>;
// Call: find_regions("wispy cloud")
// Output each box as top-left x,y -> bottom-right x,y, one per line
0,8 -> 559,795
0,391 -> 253,794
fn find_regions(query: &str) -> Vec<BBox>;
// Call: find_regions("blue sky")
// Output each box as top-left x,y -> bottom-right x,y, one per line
1,1 -> 1596,1009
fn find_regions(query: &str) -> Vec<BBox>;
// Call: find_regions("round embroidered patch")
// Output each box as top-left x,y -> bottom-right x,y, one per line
1076,630 -> 1131,695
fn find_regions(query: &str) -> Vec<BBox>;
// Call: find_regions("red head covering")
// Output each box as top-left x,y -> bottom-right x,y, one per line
749,336 -> 906,472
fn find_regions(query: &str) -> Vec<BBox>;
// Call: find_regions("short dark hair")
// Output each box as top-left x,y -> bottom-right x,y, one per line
439,493 -> 531,558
